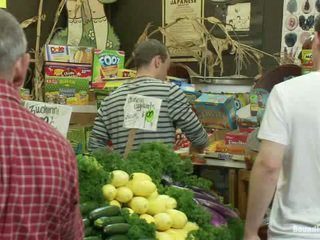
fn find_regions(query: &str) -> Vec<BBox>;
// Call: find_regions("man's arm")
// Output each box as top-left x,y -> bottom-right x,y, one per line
88,108 -> 110,151
168,85 -> 208,151
244,140 -> 285,239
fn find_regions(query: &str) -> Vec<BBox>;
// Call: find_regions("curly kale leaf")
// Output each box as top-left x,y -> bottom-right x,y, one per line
77,155 -> 108,204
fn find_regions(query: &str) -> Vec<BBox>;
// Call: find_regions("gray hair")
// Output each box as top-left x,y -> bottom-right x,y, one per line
0,9 -> 27,75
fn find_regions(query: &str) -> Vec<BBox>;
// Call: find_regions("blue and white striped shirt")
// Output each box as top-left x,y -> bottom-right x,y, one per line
88,77 -> 208,154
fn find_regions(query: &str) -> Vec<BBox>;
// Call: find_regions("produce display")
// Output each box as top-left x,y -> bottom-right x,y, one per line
104,170 -> 199,239
78,143 -> 244,240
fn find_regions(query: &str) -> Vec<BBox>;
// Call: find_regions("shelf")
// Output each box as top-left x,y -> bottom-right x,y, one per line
195,158 -> 246,169
71,105 -> 97,113
191,76 -> 254,86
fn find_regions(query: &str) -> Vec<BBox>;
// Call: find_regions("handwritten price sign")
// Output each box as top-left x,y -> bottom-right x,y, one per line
23,101 -> 72,137
123,94 -> 162,131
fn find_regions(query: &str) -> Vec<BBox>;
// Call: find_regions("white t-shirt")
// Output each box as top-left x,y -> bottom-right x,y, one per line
258,72 -> 320,240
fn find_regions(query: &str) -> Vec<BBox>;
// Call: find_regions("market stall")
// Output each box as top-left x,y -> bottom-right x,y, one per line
1,0 -> 309,239
78,143 -> 244,239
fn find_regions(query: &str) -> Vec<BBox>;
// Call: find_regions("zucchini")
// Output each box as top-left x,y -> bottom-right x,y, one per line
89,205 -> 120,221
84,226 -> 100,237
84,236 -> 102,240
94,216 -> 125,229
81,201 -> 101,217
105,235 -> 128,240
103,223 -> 130,235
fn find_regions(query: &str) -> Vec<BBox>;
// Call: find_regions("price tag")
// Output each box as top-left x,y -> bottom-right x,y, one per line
0,0 -> 6,8
23,101 -> 72,137
123,94 -> 162,131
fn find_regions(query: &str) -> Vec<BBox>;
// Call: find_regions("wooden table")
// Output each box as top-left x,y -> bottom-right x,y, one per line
69,105 -> 97,126
238,169 -> 251,219
194,158 -> 246,208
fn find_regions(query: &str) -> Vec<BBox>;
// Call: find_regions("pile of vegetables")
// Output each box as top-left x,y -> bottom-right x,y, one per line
91,143 -> 212,190
77,143 -> 244,240
162,187 -> 243,240
102,170 -> 199,239
77,155 -> 108,204
82,204 -> 156,240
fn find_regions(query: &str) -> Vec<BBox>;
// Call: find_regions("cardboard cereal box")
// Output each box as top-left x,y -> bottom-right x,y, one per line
68,46 -> 93,64
45,45 -> 69,62
45,45 -> 93,64
92,49 -> 125,87
45,62 -> 91,105
194,93 -> 237,129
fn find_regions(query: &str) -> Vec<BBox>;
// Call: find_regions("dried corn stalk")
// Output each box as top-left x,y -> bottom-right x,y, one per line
31,0 -> 66,101
20,15 -> 46,29
130,16 -> 279,77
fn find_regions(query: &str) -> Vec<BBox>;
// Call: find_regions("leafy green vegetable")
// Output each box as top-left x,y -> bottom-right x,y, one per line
180,175 -> 213,191
227,218 -> 245,240
162,186 -> 244,240
121,209 -> 156,240
161,186 -> 212,226
79,143 -> 243,240
187,219 -> 244,240
187,223 -> 230,240
91,148 -> 123,173
92,142 -> 212,190
77,155 -> 108,204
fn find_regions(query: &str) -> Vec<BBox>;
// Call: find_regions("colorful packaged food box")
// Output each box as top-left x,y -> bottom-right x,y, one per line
117,69 -> 136,78
225,131 -> 249,145
45,45 -> 69,62
249,88 -> 269,117
194,94 -> 237,129
45,63 -> 91,105
68,46 -> 93,64
92,49 -> 125,87
45,44 -> 93,64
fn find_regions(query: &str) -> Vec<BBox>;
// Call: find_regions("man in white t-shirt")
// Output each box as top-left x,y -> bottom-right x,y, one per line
244,17 -> 320,240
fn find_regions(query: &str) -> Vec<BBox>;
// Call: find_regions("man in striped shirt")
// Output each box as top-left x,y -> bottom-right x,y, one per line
89,39 -> 208,154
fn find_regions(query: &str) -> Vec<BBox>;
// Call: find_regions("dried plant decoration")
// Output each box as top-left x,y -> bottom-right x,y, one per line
20,0 -> 66,101
20,15 -> 46,29
23,0 -> 118,101
128,16 -> 279,78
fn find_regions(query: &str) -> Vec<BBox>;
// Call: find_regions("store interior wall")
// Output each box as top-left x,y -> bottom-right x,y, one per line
6,0 -> 65,55
6,0 -> 284,79
110,0 -> 284,77
6,0 -> 66,88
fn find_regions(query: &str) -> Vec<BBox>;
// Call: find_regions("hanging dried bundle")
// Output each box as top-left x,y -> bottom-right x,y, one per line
32,0 -> 67,101
129,16 -> 279,77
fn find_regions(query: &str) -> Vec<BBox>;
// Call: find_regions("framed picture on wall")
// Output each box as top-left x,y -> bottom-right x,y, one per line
205,0 -> 264,49
162,0 -> 205,61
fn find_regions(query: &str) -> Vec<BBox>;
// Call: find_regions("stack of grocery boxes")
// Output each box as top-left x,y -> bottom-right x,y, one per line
44,44 -> 129,105
191,87 -> 270,163
45,45 -> 93,105
44,44 -> 131,153
187,91 -> 250,201
190,92 -> 251,161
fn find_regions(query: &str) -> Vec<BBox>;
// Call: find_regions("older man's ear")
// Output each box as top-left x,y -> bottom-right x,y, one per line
12,53 -> 30,89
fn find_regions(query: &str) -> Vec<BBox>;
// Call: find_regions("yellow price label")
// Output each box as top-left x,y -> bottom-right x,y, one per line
0,0 -> 6,8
